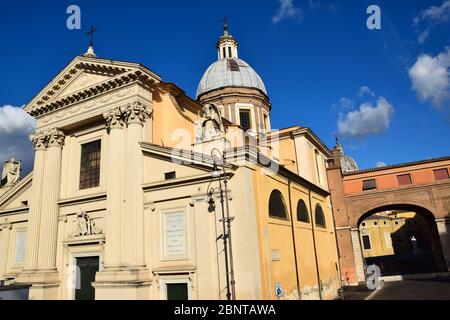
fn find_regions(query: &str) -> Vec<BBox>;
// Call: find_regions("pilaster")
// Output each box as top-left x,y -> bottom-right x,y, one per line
350,228 -> 366,283
23,131 -> 47,272
122,102 -> 151,267
37,128 -> 65,271
95,104 -> 152,299
436,218 -> 450,271
102,108 -> 125,268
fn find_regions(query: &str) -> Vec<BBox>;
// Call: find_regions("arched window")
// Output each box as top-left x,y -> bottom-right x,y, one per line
269,190 -> 288,220
296,200 -> 310,223
315,204 -> 326,228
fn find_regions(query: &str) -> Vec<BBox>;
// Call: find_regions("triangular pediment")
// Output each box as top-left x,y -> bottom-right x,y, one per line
55,71 -> 111,99
0,172 -> 32,212
24,55 -> 161,117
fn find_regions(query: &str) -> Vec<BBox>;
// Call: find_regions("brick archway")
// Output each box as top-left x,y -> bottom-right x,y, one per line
354,202 -> 439,228
357,203 -> 447,276
327,154 -> 450,285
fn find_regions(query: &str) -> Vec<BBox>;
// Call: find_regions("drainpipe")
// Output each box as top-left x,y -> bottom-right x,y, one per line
288,180 -> 301,300
309,189 -> 323,300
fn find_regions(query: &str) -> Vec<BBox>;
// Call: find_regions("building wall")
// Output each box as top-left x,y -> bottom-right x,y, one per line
0,56 -> 342,300
343,161 -> 450,194
327,149 -> 450,285
252,166 -> 340,300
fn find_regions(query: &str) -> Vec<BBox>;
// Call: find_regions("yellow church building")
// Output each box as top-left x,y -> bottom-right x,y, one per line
0,25 -> 341,300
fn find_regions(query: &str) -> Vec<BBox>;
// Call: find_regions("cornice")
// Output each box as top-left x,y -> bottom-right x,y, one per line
58,192 -> 107,207
24,55 -> 161,118
198,86 -> 271,109
29,70 -> 157,118
343,156 -> 450,176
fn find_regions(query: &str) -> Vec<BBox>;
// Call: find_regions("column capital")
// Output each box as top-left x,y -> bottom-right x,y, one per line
46,127 -> 65,148
30,131 -> 48,150
122,101 -> 152,126
103,107 -> 125,131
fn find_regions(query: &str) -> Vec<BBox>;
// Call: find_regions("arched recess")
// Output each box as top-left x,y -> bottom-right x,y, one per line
315,204 -> 326,228
356,203 -> 447,274
296,199 -> 310,223
268,189 -> 288,220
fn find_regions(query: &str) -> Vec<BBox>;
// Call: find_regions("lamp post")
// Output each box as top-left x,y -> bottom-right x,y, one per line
206,148 -> 236,300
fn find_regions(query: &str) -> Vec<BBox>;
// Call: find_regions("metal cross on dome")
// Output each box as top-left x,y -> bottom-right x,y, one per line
221,16 -> 229,31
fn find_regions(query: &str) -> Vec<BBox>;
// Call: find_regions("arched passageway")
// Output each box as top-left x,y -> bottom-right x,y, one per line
357,204 -> 447,277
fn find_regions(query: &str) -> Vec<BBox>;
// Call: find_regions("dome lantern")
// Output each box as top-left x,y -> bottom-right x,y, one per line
196,22 -> 271,133
216,20 -> 239,60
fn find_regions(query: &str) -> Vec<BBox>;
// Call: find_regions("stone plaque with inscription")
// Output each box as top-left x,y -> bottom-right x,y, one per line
14,230 -> 27,266
163,211 -> 187,260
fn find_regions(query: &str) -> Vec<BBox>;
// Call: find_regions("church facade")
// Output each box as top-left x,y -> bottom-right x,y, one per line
0,27 -> 341,300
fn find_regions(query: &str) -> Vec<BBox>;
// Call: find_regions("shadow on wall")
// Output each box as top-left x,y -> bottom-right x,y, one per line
365,214 -> 439,276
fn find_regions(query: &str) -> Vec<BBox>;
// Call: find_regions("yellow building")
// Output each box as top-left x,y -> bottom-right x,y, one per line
0,26 -> 341,300
360,211 -> 433,258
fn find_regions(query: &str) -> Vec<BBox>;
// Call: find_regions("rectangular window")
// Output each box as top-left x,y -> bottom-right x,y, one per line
362,235 -> 372,250
228,47 -> 232,58
397,174 -> 412,186
165,172 -> 176,180
434,168 -> 449,181
228,59 -> 240,71
263,114 -> 268,129
79,140 -> 101,190
362,179 -> 377,191
239,110 -> 251,132
166,283 -> 189,300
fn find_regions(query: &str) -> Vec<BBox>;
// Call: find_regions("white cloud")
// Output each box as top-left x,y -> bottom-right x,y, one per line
339,97 -> 354,110
0,105 -> 35,175
414,0 -> 450,43
358,86 -> 376,97
417,0 -> 450,23
338,97 -> 394,138
417,29 -> 431,44
272,0 -> 303,23
409,48 -> 450,107
376,161 -> 387,168
0,105 -> 35,134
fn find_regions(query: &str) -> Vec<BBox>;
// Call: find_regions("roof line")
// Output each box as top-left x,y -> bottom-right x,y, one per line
343,156 -> 450,176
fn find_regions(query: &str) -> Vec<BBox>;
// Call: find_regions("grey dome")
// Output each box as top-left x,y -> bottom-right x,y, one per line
336,144 -> 359,173
340,154 -> 359,173
196,58 -> 267,98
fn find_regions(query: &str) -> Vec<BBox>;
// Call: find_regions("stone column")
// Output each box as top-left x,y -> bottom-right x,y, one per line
436,218 -> 450,271
23,131 -> 47,271
122,102 -> 151,267
103,108 -> 125,268
350,228 -> 366,283
37,128 -> 65,271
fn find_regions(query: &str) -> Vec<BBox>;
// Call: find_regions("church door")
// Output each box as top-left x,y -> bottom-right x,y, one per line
75,256 -> 99,300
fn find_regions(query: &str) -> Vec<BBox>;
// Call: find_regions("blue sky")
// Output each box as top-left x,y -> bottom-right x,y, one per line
0,0 -> 449,174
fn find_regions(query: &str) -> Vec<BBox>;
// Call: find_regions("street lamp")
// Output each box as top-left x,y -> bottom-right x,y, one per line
206,148 -> 236,300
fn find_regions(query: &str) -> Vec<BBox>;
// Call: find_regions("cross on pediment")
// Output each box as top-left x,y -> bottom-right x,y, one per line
86,26 -> 98,47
